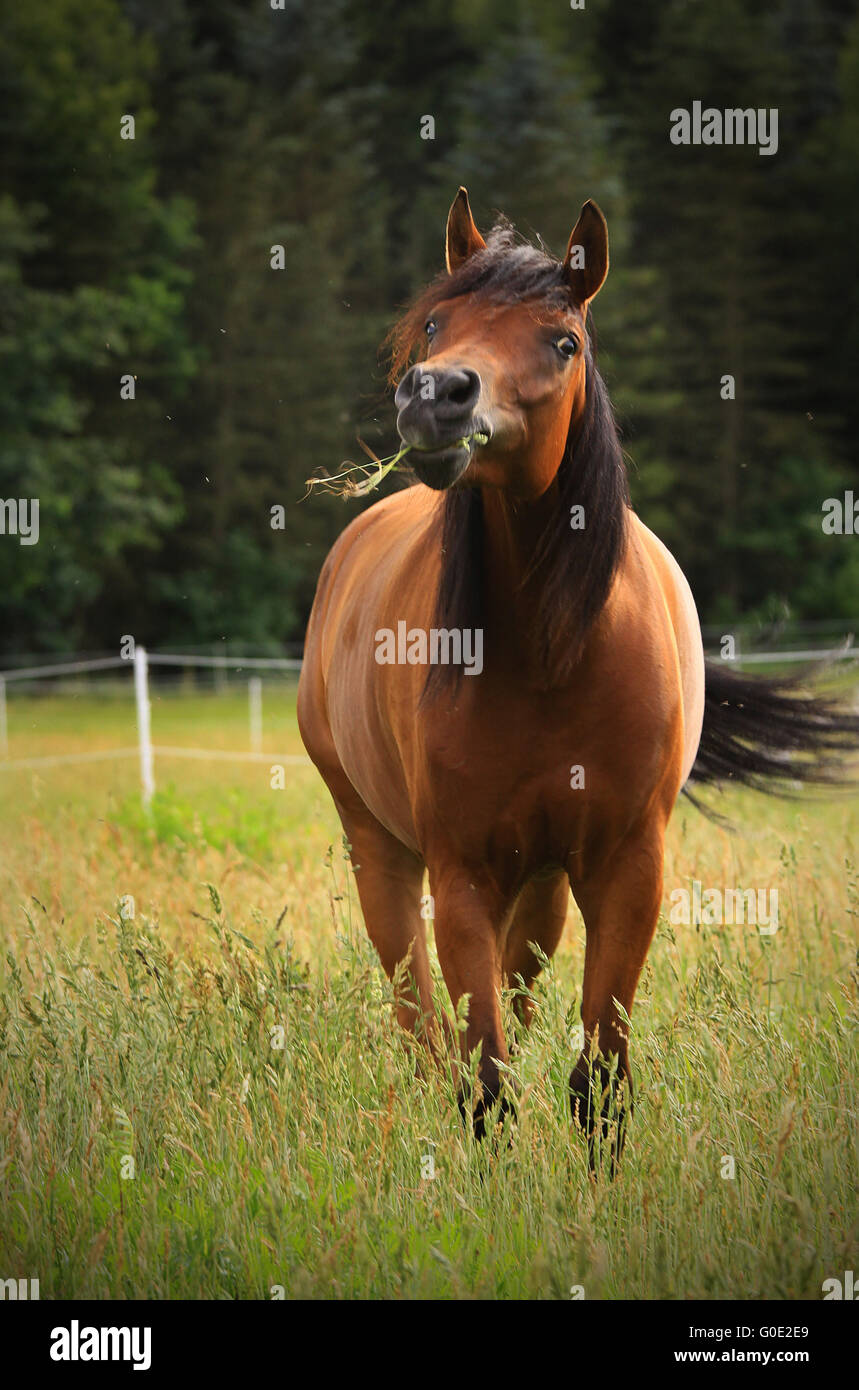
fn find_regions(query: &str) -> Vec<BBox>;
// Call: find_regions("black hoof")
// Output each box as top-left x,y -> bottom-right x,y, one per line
569,1053 -> 632,1175
458,1083 -> 517,1142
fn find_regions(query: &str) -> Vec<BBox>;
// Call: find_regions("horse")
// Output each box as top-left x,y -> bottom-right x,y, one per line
298,187 -> 859,1163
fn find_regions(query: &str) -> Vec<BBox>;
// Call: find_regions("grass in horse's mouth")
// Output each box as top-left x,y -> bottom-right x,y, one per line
304,432 -> 489,498
408,433 -> 490,453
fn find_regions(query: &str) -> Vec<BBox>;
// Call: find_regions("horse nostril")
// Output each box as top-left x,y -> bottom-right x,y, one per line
394,365 -> 421,410
437,368 -> 480,411
395,365 -> 481,421
449,381 -> 473,406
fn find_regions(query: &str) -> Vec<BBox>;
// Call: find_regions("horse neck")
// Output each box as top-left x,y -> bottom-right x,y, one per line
479,482 -> 563,666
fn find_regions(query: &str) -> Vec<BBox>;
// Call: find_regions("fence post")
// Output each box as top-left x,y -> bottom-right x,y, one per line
214,641 -> 227,694
0,676 -> 7,758
134,645 -> 155,810
249,676 -> 262,754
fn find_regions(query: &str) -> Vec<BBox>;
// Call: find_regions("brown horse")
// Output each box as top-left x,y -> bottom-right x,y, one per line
298,188 -> 859,1162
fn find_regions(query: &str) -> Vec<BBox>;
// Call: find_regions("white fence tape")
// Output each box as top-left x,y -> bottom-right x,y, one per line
0,747 -> 139,770
0,646 -> 310,806
0,747 -> 311,772
737,648 -> 856,665
146,653 -> 303,670
0,656 -> 127,681
152,747 -> 309,764
0,642 -> 854,808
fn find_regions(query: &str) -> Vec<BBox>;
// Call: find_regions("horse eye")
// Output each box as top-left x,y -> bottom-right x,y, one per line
555,335 -> 578,359
425,319 -> 438,339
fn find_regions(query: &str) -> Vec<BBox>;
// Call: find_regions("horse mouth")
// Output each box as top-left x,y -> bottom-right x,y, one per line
401,426 -> 491,491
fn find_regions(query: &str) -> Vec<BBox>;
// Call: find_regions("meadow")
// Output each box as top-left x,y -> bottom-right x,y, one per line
0,681 -> 857,1299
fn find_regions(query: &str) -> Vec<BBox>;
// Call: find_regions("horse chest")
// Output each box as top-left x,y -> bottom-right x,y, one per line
415,697 -> 632,871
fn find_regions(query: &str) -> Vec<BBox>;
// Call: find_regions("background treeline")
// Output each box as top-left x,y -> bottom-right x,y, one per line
1,0 -> 857,657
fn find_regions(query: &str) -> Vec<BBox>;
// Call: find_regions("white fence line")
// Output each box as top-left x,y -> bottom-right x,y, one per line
0,747 -> 139,770
736,647 -> 856,665
0,641 -> 855,808
2,647 -> 856,683
0,747 -> 311,772
0,644 -> 311,806
146,653 -> 303,670
0,653 -> 303,680
0,655 -> 128,681
153,747 -> 309,764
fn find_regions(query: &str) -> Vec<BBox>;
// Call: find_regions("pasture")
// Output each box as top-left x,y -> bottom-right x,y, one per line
0,683 -> 857,1299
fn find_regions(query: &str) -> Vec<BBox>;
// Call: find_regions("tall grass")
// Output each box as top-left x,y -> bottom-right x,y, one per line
0,691 -> 857,1298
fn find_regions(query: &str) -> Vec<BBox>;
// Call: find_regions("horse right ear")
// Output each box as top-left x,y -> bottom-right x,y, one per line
445,187 -> 486,272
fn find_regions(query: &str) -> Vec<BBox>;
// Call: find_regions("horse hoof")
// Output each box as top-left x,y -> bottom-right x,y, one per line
458,1088 -> 517,1142
569,1055 -> 631,1175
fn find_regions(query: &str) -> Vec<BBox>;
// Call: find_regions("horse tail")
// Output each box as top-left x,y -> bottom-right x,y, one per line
687,659 -> 859,797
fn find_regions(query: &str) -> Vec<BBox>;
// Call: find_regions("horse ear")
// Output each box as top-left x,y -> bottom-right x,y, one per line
562,200 -> 609,306
445,187 -> 487,272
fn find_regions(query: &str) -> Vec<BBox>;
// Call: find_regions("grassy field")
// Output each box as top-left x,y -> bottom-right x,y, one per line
0,682 -> 857,1299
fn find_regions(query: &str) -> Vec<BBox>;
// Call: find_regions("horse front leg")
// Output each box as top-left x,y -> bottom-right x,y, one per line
569,823 -> 666,1171
334,797 -> 448,1064
430,867 -> 513,1138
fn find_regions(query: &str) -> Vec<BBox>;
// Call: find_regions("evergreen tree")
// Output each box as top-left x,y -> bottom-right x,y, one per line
0,0 -> 196,652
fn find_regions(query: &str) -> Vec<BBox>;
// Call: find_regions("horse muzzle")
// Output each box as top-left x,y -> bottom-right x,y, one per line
394,364 -> 489,490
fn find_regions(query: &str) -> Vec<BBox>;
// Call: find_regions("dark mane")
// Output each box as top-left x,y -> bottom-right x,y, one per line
386,220 -> 630,696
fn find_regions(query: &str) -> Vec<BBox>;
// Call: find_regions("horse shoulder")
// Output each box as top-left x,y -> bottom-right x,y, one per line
299,486 -> 442,851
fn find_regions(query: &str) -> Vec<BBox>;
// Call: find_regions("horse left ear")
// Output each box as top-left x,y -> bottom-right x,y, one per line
445,187 -> 487,272
562,200 -> 609,306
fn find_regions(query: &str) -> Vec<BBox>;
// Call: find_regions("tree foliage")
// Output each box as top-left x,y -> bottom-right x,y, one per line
1,0 -> 857,655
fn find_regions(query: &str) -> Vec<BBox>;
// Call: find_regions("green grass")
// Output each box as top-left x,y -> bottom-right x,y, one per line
0,688 -> 857,1298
